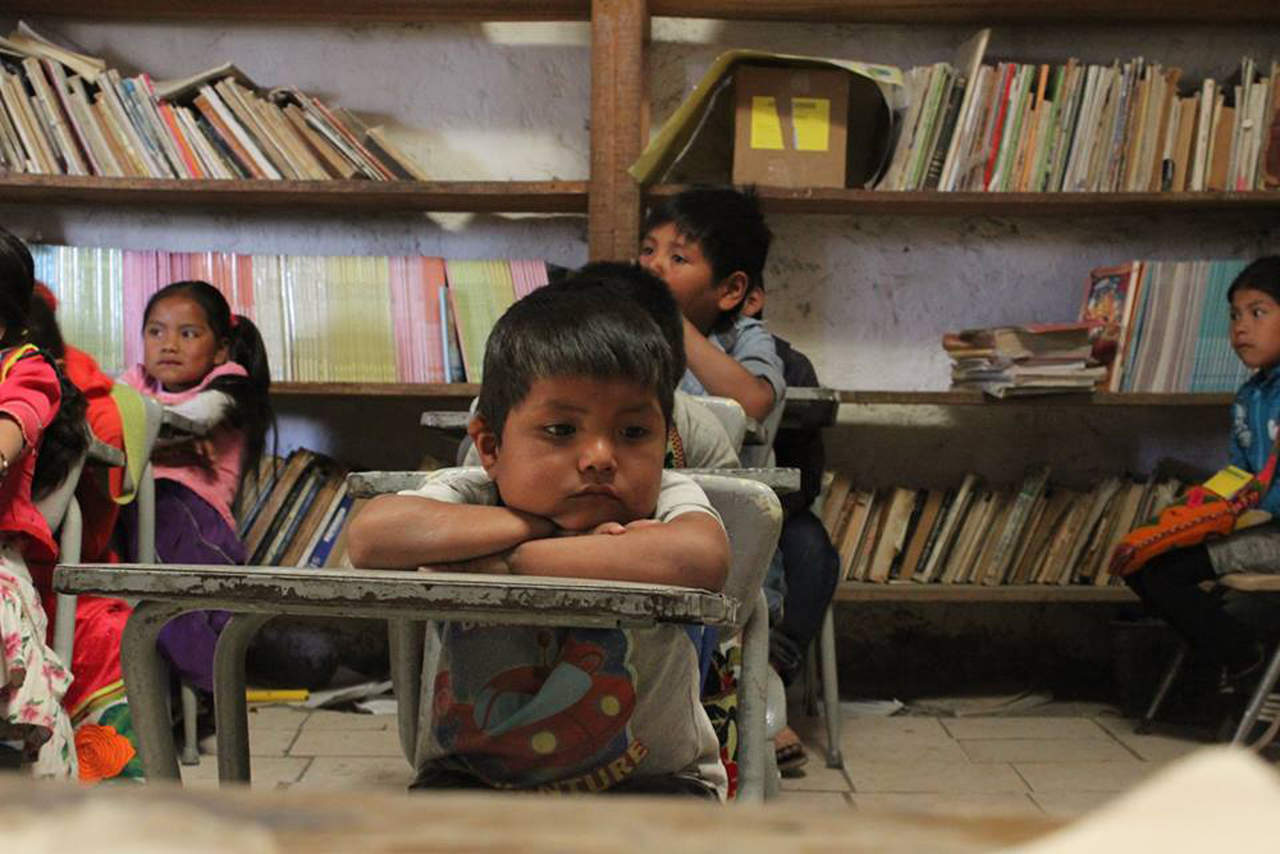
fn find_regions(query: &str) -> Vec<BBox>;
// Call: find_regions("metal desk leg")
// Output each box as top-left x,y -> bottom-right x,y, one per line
213,612 -> 274,785
120,600 -> 190,782
819,605 -> 844,768
388,619 -> 426,766
737,589 -> 770,804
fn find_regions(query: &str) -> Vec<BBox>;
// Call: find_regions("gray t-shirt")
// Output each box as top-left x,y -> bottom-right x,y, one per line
399,468 -> 728,798
680,314 -> 786,465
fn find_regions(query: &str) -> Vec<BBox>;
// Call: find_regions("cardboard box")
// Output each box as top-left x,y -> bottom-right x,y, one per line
732,64 -> 850,188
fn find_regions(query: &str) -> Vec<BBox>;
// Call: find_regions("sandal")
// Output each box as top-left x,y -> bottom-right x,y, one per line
774,725 -> 808,774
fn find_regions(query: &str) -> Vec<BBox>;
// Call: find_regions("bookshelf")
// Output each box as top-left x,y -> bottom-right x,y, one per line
834,583 -> 1135,603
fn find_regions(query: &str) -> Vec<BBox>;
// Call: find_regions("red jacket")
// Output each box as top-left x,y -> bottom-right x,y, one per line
0,348 -> 61,565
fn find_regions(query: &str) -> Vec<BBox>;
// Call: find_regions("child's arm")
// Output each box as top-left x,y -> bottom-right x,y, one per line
164,389 -> 233,433
346,493 -> 555,569
682,316 -> 777,421
507,512 -> 730,591
0,353 -> 61,472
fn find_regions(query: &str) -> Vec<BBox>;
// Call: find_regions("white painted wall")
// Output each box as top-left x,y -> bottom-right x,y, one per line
2,16 -> 1277,473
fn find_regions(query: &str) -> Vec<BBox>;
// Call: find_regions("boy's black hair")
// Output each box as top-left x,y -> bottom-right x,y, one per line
143,280 -> 276,491
0,227 -> 87,499
565,261 -> 686,379
643,185 -> 772,326
1227,256 -> 1280,305
476,269 -> 680,441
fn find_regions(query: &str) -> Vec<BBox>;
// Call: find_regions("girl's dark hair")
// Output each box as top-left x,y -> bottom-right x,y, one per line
0,228 -> 87,499
143,280 -> 275,488
1227,256 -> 1280,304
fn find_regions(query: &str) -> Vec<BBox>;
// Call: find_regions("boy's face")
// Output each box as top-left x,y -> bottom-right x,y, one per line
639,222 -> 747,334
1231,287 -> 1280,371
471,375 -> 666,532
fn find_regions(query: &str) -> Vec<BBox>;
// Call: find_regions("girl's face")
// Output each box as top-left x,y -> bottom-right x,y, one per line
1230,287 -> 1280,372
143,295 -> 228,391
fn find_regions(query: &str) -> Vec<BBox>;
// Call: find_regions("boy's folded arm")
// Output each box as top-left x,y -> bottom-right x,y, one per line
682,319 -> 776,420
508,512 -> 730,591
346,494 -> 554,569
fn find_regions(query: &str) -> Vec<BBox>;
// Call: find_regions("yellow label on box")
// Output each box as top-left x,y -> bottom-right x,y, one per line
749,96 -> 784,150
1203,465 -> 1255,500
791,97 -> 831,151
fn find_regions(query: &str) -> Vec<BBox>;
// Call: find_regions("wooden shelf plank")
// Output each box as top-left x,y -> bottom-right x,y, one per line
650,0 -> 1280,24
648,186 -> 1280,217
835,582 -> 1135,603
10,1 -> 592,22
836,390 -> 1235,406
272,382 -> 479,402
0,176 -> 588,214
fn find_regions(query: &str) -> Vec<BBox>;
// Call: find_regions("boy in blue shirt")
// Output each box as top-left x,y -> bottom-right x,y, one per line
639,186 -> 786,464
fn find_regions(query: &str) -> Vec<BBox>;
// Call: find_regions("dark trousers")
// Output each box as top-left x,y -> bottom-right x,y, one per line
1125,544 -> 1260,671
769,509 -> 840,685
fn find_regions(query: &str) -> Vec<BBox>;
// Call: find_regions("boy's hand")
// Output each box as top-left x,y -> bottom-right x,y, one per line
418,551 -> 513,575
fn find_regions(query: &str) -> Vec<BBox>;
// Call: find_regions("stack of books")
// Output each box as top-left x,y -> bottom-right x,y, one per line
822,467 -> 1185,588
1081,259 -> 1254,393
31,243 -> 549,383
0,23 -> 425,180
235,450 -> 356,568
879,28 -> 1280,194
944,323 -> 1104,398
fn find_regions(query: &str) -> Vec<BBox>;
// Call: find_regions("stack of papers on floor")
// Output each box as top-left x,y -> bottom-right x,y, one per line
944,322 -> 1104,398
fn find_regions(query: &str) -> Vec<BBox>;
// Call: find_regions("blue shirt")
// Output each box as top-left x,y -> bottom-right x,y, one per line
1229,367 -> 1280,515
679,315 -> 786,452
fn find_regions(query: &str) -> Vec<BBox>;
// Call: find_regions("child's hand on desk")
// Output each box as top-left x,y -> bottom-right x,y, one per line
418,552 -> 513,575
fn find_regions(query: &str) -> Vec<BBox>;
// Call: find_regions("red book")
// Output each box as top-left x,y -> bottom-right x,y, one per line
984,63 -> 1017,190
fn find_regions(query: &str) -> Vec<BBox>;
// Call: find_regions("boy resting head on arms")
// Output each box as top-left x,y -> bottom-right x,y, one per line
347,271 -> 732,796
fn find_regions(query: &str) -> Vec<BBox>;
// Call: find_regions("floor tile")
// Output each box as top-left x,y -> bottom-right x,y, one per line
1013,761 -> 1157,793
290,726 -> 403,757
838,715 -> 968,762
959,738 -> 1134,763
245,704 -> 312,730
848,760 -> 1028,794
1092,717 -> 1209,762
300,710 -> 393,731
768,790 -> 851,808
178,756 -> 311,790
1030,791 -> 1114,818
200,727 -> 299,758
941,717 -> 1109,741
853,792 -> 1044,818
289,756 -> 414,791
779,761 -> 852,792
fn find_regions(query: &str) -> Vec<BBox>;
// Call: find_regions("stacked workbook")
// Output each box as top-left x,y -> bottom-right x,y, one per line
234,450 -> 356,568
0,22 -> 425,180
1081,259 -> 1254,393
944,323 -> 1104,398
821,468 -> 1184,587
879,28 -> 1280,193
31,243 -> 549,383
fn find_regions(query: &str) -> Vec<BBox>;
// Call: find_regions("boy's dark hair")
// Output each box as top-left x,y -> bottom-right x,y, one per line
476,270 -> 680,441
566,261 -> 686,379
143,280 -> 275,490
1228,256 -> 1280,305
0,227 -> 88,499
643,185 -> 772,326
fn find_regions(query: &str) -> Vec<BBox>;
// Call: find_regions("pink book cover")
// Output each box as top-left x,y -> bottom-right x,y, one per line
419,258 -> 447,383
388,256 -> 418,381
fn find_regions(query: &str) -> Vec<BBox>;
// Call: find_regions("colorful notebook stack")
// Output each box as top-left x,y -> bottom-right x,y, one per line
944,323 -> 1104,398
30,243 -> 548,383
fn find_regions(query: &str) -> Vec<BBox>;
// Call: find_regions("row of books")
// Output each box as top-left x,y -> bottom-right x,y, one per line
30,244 -> 549,383
1081,259 -> 1252,393
943,322 -> 1104,398
880,28 -> 1280,193
821,468 -> 1183,587
0,23 -> 425,180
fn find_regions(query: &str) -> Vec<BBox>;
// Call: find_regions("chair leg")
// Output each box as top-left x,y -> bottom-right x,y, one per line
1233,643 -> 1280,747
818,604 -> 844,768
180,683 -> 200,766
213,612 -> 273,785
1136,641 -> 1188,735
736,589 -> 770,804
120,600 -> 191,782
388,619 -> 426,766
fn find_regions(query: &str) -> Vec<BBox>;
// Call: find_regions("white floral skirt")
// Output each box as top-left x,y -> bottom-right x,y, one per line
0,540 -> 76,778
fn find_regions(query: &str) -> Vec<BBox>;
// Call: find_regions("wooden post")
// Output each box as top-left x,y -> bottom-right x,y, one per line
589,0 -> 646,260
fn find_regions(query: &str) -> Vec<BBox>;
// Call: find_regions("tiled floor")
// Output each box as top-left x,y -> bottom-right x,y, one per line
182,699 -> 1217,820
